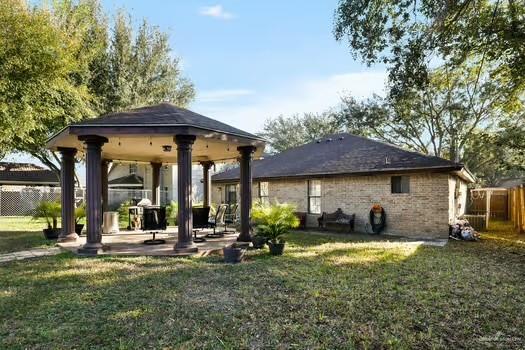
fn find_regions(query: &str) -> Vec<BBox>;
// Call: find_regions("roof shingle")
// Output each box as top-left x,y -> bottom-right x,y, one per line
212,133 -> 465,182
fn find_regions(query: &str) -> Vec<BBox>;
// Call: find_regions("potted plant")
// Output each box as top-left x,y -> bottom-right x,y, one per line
33,200 -> 61,239
75,204 -> 86,235
251,234 -> 267,249
223,243 -> 245,263
251,202 -> 300,255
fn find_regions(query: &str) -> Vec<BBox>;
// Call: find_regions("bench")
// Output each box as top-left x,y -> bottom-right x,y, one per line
318,208 -> 355,232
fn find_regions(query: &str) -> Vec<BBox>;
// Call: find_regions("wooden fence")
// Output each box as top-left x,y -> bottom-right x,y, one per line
509,185 -> 525,234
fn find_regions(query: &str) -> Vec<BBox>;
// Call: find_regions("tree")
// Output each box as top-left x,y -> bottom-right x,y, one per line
0,0 -> 92,164
259,112 -> 343,153
336,63 -> 524,183
334,0 -> 525,102
1,0 -> 195,175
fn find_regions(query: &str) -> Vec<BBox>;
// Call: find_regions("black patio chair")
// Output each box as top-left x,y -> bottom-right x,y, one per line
143,206 -> 167,245
192,206 -> 211,243
224,203 -> 239,233
206,204 -> 228,238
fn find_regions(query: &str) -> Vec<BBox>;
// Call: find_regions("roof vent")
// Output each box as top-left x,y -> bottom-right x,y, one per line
385,156 -> 391,165
316,140 -> 321,143
326,138 -> 332,142
339,136 -> 344,140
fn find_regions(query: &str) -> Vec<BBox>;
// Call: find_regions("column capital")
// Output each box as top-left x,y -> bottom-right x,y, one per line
150,161 -> 162,167
199,160 -> 214,169
57,147 -> 77,156
174,134 -> 196,145
237,145 -> 257,156
78,135 -> 109,145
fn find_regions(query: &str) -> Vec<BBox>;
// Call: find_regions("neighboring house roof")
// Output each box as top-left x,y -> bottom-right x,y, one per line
70,103 -> 264,141
108,174 -> 144,188
495,178 -> 525,189
212,133 -> 474,182
0,162 -> 59,186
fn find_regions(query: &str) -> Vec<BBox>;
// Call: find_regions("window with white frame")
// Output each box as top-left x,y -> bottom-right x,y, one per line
308,180 -> 321,214
258,181 -> 269,205
129,163 -> 138,174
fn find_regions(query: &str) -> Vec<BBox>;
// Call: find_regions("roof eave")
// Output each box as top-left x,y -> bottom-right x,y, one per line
211,164 -> 466,183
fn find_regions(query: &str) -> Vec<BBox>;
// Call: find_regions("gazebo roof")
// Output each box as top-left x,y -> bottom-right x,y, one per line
47,103 -> 265,163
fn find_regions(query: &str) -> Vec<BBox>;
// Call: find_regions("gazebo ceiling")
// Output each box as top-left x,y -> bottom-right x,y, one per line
46,103 -> 265,163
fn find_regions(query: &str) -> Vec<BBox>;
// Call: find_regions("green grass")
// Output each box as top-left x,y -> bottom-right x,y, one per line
0,220 -> 524,349
0,217 -> 56,253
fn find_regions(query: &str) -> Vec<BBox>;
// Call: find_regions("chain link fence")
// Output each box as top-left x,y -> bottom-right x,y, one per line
0,186 -> 171,216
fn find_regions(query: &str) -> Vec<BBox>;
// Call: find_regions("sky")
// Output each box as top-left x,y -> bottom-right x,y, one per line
5,0 -> 386,168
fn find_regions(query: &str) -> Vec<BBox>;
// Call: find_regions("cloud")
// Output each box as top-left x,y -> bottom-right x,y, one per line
199,5 -> 235,20
192,71 -> 386,134
197,89 -> 255,103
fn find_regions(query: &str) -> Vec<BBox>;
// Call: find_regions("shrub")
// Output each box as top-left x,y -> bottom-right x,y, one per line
251,202 -> 299,244
75,204 -> 86,224
33,201 -> 61,229
165,201 -> 178,225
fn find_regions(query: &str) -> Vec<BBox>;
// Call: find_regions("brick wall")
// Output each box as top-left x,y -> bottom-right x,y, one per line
212,172 -> 461,239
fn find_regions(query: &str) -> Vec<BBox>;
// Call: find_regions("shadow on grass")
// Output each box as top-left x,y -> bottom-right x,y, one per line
0,222 -> 524,349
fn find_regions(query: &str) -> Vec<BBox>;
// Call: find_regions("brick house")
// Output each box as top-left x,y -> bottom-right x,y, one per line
211,133 -> 475,239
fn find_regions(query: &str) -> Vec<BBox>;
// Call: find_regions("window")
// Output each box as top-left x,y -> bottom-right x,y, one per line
391,176 -> 410,194
225,184 -> 237,205
308,180 -> 321,214
129,163 -> 138,174
258,182 -> 269,205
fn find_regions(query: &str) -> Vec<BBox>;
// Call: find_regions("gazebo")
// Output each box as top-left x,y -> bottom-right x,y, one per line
46,103 -> 265,255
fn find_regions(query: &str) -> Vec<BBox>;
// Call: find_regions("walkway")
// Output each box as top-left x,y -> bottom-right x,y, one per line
0,247 -> 62,263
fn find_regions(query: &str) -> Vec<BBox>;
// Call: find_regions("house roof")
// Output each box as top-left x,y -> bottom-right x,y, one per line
212,133 -> 473,182
70,103 -> 264,141
0,162 -> 59,185
108,174 -> 144,188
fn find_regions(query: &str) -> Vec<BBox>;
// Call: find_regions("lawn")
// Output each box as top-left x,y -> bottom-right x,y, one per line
0,217 -> 56,253
0,220 -> 524,349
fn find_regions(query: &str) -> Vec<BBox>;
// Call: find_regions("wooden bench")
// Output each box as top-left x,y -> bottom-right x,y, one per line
318,208 -> 355,232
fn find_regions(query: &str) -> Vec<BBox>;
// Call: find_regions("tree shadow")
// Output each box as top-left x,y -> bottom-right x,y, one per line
0,223 -> 524,349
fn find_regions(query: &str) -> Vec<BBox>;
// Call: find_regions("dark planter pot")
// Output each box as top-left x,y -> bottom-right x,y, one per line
251,236 -> 267,249
223,245 -> 245,263
268,242 -> 285,256
75,224 -> 84,235
43,228 -> 60,240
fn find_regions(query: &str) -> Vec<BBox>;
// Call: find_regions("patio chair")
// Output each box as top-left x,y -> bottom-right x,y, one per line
206,204 -> 228,238
143,206 -> 167,245
192,206 -> 211,243
224,203 -> 239,233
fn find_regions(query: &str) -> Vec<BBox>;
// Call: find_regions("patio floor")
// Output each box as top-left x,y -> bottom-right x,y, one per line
58,228 -> 239,257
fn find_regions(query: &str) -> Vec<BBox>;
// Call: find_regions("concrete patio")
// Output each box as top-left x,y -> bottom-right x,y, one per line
58,228 -> 239,257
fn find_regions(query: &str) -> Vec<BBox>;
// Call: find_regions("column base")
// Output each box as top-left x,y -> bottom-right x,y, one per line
237,233 -> 252,242
174,241 -> 198,254
58,232 -> 79,242
77,242 -> 108,256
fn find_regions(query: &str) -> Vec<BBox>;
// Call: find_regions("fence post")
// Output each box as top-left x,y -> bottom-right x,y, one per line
518,185 -> 525,233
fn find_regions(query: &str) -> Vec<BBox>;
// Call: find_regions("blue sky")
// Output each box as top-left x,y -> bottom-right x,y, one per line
6,0 -> 386,167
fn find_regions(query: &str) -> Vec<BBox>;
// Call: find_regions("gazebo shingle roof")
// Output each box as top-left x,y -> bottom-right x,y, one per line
212,133 -> 469,182
73,103 -> 263,141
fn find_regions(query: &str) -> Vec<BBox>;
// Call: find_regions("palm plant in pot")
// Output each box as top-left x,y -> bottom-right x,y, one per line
251,202 -> 299,255
33,200 -> 62,239
75,204 -> 86,235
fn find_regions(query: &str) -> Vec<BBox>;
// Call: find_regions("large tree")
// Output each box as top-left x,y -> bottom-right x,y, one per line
1,0 -> 195,174
259,112 -> 343,153
334,0 -> 525,102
